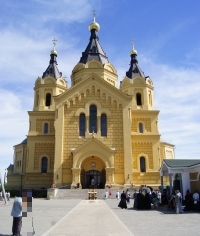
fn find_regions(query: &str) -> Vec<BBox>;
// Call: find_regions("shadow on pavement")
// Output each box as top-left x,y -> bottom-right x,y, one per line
0,234 -> 13,236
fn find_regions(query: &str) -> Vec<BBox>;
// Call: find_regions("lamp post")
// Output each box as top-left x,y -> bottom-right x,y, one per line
0,171 -> 8,205
4,169 -> 7,185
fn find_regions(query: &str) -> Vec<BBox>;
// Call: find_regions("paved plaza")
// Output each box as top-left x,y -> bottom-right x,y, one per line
0,198 -> 199,236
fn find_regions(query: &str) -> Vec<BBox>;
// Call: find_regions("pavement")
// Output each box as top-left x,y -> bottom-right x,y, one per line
0,198 -> 199,236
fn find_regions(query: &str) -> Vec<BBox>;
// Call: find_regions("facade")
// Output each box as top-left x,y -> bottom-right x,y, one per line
7,17 -> 175,190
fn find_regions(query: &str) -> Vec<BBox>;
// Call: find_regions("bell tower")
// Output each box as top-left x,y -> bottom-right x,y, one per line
33,39 -> 67,112
120,43 -> 154,110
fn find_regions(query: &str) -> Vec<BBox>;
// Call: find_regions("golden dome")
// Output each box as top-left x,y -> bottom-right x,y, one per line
130,49 -> 137,55
51,49 -> 57,55
89,20 -> 100,31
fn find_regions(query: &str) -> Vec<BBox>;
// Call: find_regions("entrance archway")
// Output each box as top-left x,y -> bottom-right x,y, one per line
80,156 -> 106,189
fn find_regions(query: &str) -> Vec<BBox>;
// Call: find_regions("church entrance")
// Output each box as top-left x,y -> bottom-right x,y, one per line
80,156 -> 106,189
86,170 -> 101,188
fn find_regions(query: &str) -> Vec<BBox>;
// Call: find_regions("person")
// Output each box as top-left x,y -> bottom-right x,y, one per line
170,190 -> 176,210
109,188 -> 112,198
7,191 -> 10,201
161,190 -> 168,205
193,190 -> 199,212
91,178 -> 95,186
175,190 -> 182,214
133,190 -> 138,209
144,190 -> 151,210
0,191 -> 2,201
185,189 -> 192,211
116,191 -> 120,200
11,195 -> 22,236
118,191 -> 127,209
157,190 -> 161,206
105,190 -> 108,200
126,189 -> 131,204
151,191 -> 157,209
136,190 -> 144,210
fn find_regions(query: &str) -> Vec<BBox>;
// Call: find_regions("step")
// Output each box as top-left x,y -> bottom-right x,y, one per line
54,189 -> 134,199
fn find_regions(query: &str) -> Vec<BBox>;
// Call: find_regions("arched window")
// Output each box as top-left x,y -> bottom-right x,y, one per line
44,123 -> 49,134
79,113 -> 85,136
46,93 -> 51,106
140,157 -> 146,172
89,105 -> 97,133
41,157 -> 48,173
136,93 -> 142,105
139,123 -> 143,133
101,114 -> 107,136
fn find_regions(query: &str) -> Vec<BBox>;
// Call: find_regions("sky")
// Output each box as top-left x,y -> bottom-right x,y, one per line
0,0 -> 200,177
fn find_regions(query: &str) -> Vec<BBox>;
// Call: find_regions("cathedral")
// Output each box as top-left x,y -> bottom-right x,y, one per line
7,15 -> 175,190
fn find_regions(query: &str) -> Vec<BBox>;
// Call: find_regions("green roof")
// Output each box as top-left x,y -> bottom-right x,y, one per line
164,159 -> 200,168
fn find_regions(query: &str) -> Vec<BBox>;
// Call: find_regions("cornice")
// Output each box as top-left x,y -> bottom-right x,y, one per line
28,111 -> 55,116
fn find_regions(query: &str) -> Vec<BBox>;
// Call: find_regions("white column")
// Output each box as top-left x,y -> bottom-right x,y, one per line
169,174 -> 173,196
181,172 -> 190,200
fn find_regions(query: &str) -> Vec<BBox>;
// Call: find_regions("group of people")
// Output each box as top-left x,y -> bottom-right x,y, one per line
104,188 -> 113,199
0,191 -> 10,201
169,189 -> 200,213
133,189 -> 153,210
116,187 -> 200,213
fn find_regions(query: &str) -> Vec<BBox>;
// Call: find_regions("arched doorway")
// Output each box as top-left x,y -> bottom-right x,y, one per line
80,156 -> 106,189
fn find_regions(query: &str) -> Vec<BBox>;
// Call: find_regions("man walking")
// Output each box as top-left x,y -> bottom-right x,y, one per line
193,190 -> 199,212
11,195 -> 22,236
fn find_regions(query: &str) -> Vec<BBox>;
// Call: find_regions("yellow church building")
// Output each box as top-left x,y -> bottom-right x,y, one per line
7,16 -> 175,190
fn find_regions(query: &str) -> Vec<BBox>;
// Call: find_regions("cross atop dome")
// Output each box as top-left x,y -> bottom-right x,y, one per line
130,38 -> 137,55
89,9 -> 100,31
51,38 -> 57,56
52,38 -> 57,51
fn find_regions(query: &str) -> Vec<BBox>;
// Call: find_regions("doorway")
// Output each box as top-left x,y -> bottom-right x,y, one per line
86,170 -> 101,188
80,156 -> 106,189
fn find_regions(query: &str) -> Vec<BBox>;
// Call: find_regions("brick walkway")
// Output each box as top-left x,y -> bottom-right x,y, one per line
42,200 -> 133,236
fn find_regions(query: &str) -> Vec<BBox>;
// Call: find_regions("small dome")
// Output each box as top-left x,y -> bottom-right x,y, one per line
130,49 -> 137,55
51,49 -> 57,55
89,20 -> 100,31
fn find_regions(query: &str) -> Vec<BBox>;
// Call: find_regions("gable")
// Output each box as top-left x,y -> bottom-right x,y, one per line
55,73 -> 132,109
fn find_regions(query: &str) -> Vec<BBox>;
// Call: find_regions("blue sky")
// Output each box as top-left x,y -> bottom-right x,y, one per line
0,0 -> 200,177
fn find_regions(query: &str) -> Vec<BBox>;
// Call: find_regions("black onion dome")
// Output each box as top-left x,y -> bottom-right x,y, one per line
126,52 -> 145,79
79,28 -> 109,65
42,50 -> 62,79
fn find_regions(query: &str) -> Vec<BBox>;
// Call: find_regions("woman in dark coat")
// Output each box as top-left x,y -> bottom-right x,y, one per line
118,191 -> 127,209
136,190 -> 145,210
144,191 -> 151,210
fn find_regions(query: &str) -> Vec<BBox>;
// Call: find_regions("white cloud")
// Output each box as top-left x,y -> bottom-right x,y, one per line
138,56 -> 200,159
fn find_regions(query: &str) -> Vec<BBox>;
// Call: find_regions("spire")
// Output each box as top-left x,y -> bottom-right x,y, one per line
126,40 -> 145,79
42,39 -> 62,79
79,10 -> 109,64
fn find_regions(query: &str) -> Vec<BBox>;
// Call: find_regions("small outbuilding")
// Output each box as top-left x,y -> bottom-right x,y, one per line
159,159 -> 200,199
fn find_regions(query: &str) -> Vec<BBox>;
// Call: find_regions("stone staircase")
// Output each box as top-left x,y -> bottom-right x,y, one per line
54,189 -> 135,199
